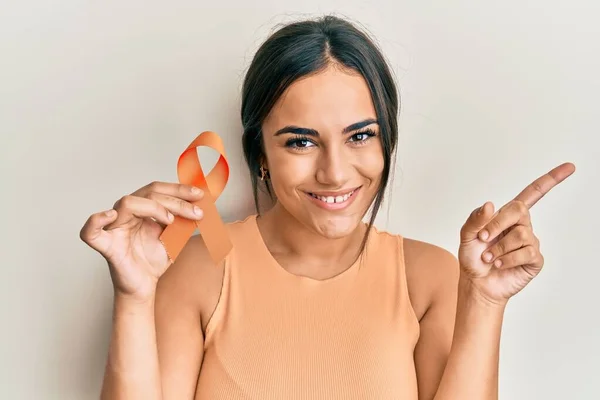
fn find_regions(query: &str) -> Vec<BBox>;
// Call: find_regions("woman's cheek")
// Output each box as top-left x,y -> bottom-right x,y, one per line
357,149 -> 384,182
271,154 -> 315,194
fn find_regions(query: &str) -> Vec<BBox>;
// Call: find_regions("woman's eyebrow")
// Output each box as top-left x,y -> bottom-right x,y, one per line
273,118 -> 379,137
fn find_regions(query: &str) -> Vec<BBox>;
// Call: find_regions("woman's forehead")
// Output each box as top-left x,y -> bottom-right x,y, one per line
264,69 -> 377,134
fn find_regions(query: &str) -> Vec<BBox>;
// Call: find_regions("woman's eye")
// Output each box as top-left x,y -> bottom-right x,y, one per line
295,139 -> 313,147
286,137 -> 315,148
349,130 -> 376,143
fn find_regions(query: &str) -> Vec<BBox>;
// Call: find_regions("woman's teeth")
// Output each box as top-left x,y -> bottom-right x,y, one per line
310,190 -> 355,204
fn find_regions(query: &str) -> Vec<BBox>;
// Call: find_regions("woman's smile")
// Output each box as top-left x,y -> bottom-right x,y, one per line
303,186 -> 361,211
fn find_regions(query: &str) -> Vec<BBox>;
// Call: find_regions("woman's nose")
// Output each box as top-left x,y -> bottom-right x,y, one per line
315,146 -> 350,187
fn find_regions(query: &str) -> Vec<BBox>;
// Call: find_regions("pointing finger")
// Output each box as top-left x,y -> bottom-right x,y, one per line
513,162 -> 576,209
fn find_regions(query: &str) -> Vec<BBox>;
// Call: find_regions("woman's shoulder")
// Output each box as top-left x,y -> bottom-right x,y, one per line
400,235 -> 460,321
160,232 -> 227,333
402,237 -> 458,271
366,225 -> 458,282
168,215 -> 258,331
368,224 -> 456,262
367,225 -> 458,287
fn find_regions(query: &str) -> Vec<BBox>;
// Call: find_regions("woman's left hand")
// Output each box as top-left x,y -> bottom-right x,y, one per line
458,162 -> 576,306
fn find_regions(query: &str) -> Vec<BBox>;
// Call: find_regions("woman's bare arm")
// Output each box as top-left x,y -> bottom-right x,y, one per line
432,275 -> 504,400
408,242 -> 460,400
100,235 -> 217,399
411,245 -> 504,400
100,293 -> 163,400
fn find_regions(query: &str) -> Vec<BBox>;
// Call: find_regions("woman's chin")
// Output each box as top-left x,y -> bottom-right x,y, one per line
312,215 -> 362,239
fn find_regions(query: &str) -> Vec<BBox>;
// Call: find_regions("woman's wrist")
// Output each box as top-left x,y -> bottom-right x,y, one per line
458,272 -> 509,311
113,289 -> 156,314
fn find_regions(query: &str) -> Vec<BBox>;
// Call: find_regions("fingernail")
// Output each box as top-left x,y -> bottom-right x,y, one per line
167,212 -> 174,221
478,203 -> 486,215
193,206 -> 203,217
191,187 -> 202,195
479,230 -> 489,241
494,259 -> 503,268
483,252 -> 493,262
105,209 -> 115,217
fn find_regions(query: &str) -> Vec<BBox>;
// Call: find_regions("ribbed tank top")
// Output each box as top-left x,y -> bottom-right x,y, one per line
195,214 -> 420,399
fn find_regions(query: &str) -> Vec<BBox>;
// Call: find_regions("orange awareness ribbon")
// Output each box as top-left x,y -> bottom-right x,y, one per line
159,131 -> 232,264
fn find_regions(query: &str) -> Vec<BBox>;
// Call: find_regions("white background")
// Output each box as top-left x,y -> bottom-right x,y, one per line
1,1 -> 598,398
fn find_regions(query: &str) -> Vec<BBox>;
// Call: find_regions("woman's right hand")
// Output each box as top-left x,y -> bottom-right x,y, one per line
80,182 -> 204,301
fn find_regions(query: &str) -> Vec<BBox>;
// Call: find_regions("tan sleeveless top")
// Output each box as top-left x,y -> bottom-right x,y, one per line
195,214 -> 420,399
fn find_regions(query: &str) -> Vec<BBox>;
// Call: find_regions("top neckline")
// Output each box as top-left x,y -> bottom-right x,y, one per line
248,214 -> 369,286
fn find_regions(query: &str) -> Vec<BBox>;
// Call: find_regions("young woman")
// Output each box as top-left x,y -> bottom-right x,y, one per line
80,15 -> 575,400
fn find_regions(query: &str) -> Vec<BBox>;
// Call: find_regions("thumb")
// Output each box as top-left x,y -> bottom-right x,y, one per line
460,201 -> 495,243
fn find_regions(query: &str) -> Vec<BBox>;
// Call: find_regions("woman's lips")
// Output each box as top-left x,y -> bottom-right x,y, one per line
304,187 -> 361,210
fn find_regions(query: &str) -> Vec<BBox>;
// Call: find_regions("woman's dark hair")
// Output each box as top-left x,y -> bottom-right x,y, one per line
241,14 -> 399,253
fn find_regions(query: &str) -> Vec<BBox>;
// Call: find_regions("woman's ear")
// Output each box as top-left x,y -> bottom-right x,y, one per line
258,153 -> 269,170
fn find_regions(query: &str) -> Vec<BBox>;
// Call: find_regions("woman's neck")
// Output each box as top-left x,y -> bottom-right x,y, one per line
256,202 -> 368,280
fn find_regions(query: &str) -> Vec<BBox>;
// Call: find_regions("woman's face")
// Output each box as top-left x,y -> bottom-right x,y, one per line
261,66 -> 384,239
